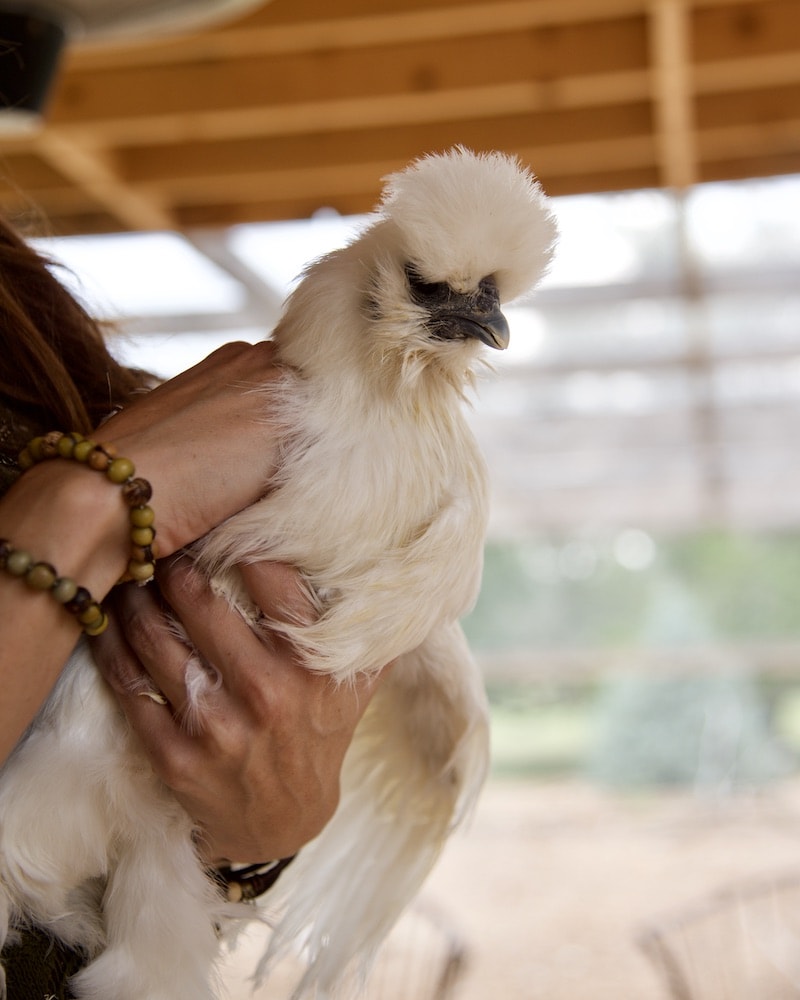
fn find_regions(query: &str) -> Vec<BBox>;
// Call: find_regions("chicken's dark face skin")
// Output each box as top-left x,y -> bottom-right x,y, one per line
405,266 -> 510,351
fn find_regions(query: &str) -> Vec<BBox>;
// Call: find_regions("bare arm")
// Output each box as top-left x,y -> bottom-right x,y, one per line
0,461 -> 131,759
0,341 -> 282,764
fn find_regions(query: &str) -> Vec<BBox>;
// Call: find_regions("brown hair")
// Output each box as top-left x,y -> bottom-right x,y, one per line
0,216 -> 148,433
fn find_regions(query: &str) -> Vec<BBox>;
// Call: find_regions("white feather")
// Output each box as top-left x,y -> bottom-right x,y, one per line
0,147 -> 557,998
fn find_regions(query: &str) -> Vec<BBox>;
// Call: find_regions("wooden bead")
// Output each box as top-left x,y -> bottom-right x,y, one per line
131,542 -> 158,562
6,549 -> 32,576
83,611 -> 109,636
64,586 -> 93,614
17,448 -> 34,470
78,602 -> 104,626
130,505 -> 155,528
88,448 -> 111,471
131,526 -> 155,547
25,562 -> 57,590
107,457 -> 135,484
72,440 -> 96,462
127,560 -> 156,583
57,433 -> 80,459
52,577 -> 79,603
27,436 -> 45,460
122,477 -> 152,505
40,431 -> 63,458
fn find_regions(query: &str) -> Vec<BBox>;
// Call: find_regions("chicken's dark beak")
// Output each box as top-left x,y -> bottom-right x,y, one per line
426,275 -> 510,351
449,301 -> 510,351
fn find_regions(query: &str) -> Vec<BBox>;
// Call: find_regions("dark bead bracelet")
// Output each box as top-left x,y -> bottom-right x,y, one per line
0,538 -> 108,636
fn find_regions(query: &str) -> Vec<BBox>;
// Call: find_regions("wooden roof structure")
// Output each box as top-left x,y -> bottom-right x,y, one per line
1,0 -> 798,542
1,0 -> 799,236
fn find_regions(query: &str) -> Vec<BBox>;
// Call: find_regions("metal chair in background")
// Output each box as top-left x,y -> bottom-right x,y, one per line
356,900 -> 468,1000
224,899 -> 468,1000
639,871 -> 800,1000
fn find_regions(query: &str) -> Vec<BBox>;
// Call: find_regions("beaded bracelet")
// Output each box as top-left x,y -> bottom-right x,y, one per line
18,431 -> 157,586
0,538 -> 108,635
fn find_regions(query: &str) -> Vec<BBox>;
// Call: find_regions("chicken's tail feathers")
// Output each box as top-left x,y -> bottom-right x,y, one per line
254,621 -> 490,997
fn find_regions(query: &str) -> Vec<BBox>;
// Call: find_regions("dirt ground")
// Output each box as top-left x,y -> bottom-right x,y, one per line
221,776 -> 800,999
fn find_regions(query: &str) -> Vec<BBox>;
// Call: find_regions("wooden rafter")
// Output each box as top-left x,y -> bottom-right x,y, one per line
31,131 -> 176,230
649,0 -> 697,188
0,0 -> 797,235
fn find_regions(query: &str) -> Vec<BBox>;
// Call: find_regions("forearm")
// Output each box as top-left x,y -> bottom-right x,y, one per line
0,461 -> 130,761
0,341 -> 283,766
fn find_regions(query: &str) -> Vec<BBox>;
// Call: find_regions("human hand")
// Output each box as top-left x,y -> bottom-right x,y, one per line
93,556 -> 385,863
95,341 -> 284,558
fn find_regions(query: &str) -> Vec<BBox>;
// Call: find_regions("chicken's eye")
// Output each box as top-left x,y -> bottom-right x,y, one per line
475,275 -> 500,311
405,266 -> 451,307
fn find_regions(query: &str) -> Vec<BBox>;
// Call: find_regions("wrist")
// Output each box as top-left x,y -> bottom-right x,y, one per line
20,432 -> 158,585
0,460 -> 131,602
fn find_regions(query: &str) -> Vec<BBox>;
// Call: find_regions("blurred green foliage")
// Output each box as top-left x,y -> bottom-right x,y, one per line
586,672 -> 793,790
465,531 -> 800,651
471,531 -> 800,787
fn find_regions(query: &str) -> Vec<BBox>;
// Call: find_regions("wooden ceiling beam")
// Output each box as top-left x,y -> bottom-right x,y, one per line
64,0 -> 787,71
38,26 -> 800,150
127,133 -> 660,209
10,103 -> 793,232
114,102 -> 652,182
693,0 -> 800,62
1,130 -> 657,214
698,116 -> 800,163
168,163 -> 664,227
67,0 -> 653,69
694,50 -> 800,91
32,71 -> 652,149
698,81 -> 800,127
698,148 -> 800,182
49,18 -> 649,126
10,73 -> 645,151
99,115 -> 800,214
22,44 -> 798,154
31,132 -> 176,231
650,0 -> 697,188
2,0 -> 797,236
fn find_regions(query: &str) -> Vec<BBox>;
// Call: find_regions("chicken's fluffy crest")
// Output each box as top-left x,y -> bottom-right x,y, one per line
380,146 -> 558,301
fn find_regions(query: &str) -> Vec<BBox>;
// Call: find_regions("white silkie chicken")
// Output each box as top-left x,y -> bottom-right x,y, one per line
0,147 -> 557,999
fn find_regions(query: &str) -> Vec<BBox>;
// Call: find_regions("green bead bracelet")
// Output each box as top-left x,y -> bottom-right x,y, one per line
19,431 -> 157,586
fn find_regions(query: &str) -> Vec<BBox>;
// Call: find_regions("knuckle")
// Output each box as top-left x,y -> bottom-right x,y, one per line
151,743 -> 194,793
214,722 -> 248,763
119,600 -> 169,662
296,774 -> 341,845
209,340 -> 250,363
236,670 -> 276,726
130,607 -> 161,647
93,639 -> 137,694
159,558 -> 208,610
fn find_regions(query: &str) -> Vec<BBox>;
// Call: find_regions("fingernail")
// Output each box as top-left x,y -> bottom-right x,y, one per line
138,689 -> 168,705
